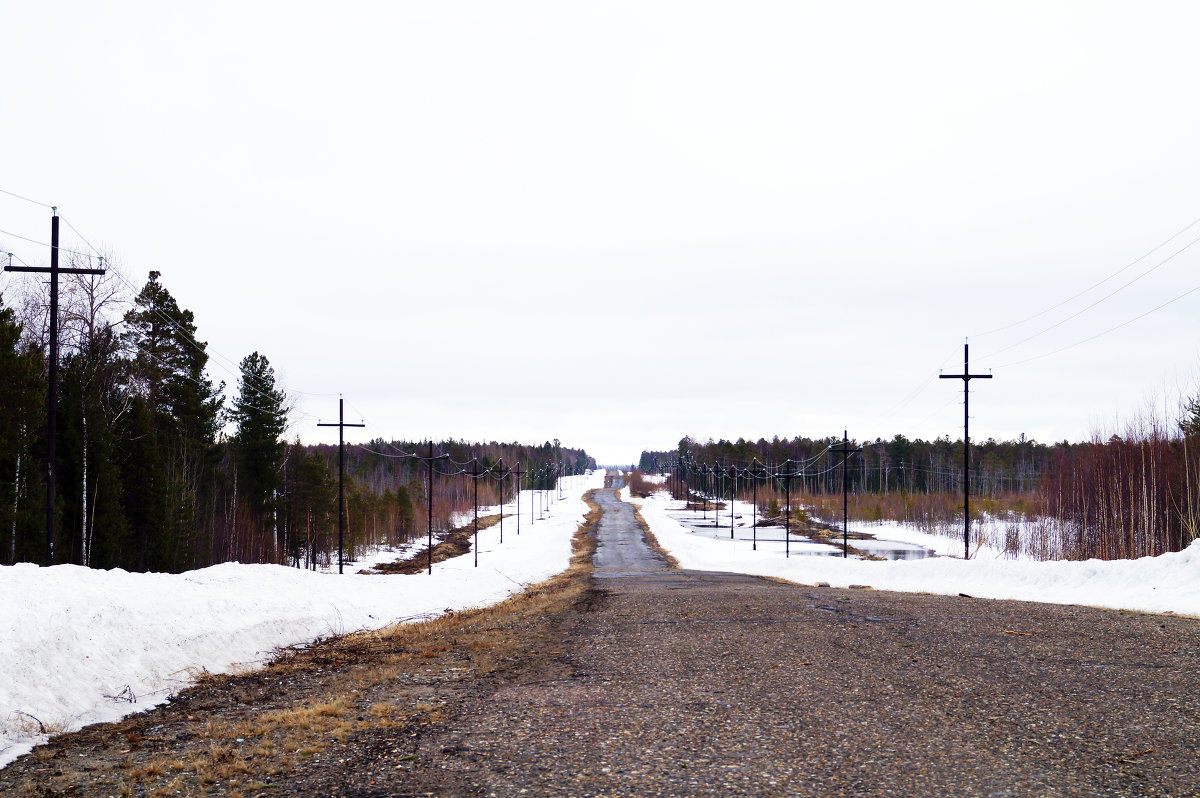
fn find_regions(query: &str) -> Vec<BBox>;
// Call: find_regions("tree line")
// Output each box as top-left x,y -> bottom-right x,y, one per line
0,266 -> 594,572
639,433 -> 1053,496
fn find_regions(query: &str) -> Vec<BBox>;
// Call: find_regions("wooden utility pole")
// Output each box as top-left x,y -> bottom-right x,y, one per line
776,462 -> 799,558
513,462 -> 524,536
470,460 -> 481,567
4,210 -> 104,564
428,442 -> 435,573
940,340 -> 993,559
317,396 -> 364,574
679,458 -> 685,505
410,443 -> 448,574
729,463 -> 737,539
751,461 -> 760,551
713,462 -> 721,529
831,430 -> 862,558
497,458 -> 504,545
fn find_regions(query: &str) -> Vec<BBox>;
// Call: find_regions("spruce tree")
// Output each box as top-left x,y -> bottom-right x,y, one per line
229,352 -> 288,536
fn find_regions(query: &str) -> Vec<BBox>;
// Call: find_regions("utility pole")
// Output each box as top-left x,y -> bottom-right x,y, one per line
428,442 -> 433,573
470,459 -> 480,567
729,463 -> 736,539
677,457 -> 683,504
751,462 -> 760,551
682,457 -> 688,504
4,210 -> 105,564
544,468 -> 550,518
777,462 -> 799,558
831,430 -> 863,558
714,462 -> 721,529
940,340 -> 993,559
413,442 -> 448,575
316,396 -> 364,574
497,458 -> 504,545
513,463 -> 524,536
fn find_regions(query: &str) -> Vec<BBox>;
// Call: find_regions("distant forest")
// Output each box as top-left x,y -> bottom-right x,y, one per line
0,267 -> 594,573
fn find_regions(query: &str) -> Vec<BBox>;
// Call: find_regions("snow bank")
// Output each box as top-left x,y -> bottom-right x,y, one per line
627,490 -> 1200,617
0,471 -> 604,768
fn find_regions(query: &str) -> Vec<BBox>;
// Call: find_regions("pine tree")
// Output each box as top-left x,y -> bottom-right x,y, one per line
122,271 -> 223,570
123,271 -> 222,435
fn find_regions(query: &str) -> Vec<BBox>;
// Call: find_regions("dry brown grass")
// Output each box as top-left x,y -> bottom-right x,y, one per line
260,697 -> 351,730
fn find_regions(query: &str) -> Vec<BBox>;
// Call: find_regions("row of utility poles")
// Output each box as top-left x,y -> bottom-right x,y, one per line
672,340 -> 993,560
314,407 -> 583,575
674,430 -> 862,558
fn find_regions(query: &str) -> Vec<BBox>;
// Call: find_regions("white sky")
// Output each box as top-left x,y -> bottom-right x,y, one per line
3,2 -> 1200,465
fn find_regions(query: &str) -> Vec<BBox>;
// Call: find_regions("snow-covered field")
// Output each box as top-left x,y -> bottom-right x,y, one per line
622,488 -> 1200,618
0,471 -> 603,768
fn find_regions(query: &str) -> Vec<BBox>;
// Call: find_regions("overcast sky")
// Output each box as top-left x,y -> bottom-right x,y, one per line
4,2 -> 1200,464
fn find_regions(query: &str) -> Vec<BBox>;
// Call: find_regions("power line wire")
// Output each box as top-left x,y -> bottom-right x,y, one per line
5,212 -> 327,428
971,212 -> 1200,339
996,281 -> 1200,368
980,232 -> 1200,361
56,215 -> 337,401
0,187 -> 54,209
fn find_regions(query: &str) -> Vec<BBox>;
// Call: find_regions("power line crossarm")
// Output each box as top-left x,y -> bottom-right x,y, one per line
939,340 -> 993,560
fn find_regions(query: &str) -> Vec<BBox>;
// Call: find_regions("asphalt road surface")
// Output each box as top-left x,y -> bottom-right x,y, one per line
404,488 -> 1200,796
592,482 -> 673,577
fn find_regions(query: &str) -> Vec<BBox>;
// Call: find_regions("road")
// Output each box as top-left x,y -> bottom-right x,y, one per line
592,480 -> 672,576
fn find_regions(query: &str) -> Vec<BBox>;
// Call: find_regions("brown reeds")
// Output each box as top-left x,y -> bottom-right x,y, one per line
626,469 -> 659,499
